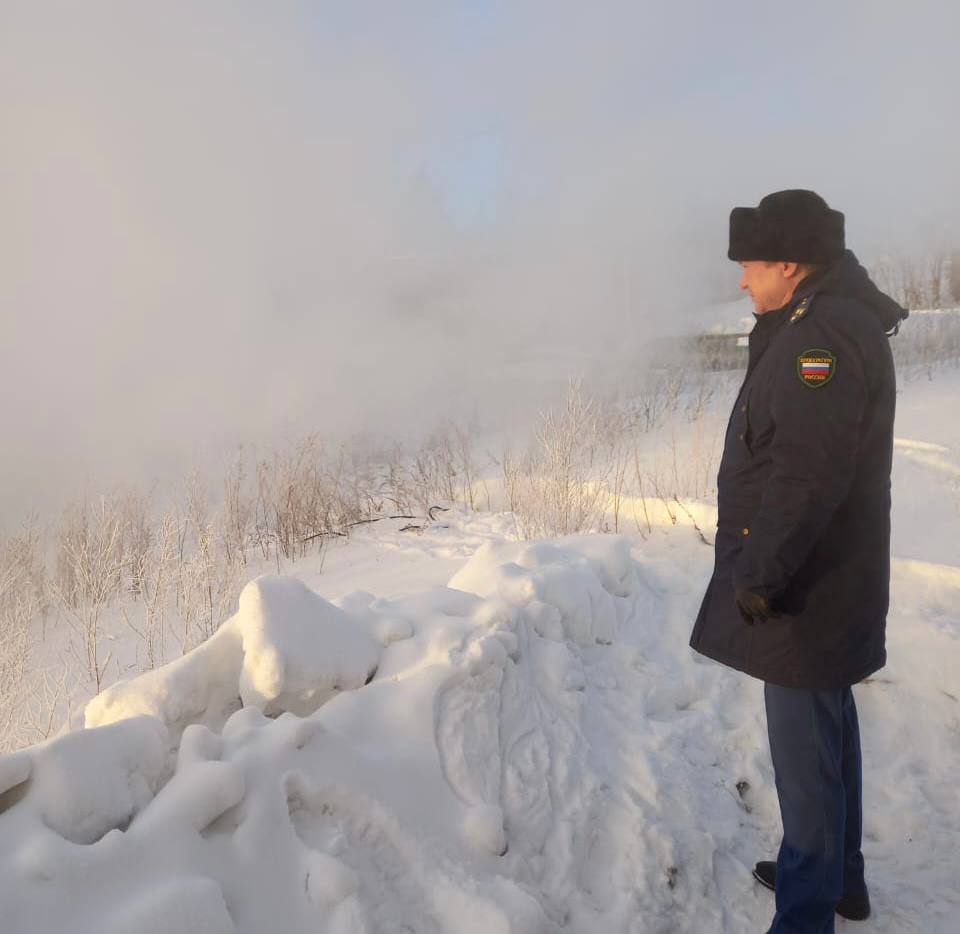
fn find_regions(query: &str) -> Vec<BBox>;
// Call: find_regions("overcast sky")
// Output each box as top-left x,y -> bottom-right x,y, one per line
2,0 -> 958,526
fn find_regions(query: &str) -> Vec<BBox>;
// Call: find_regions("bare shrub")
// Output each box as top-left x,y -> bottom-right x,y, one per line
505,380 -> 613,539
174,477 -> 243,653
893,312 -> 960,375
52,498 -> 126,693
122,513 -> 178,669
631,451 -> 653,537
497,362 -> 733,543
379,441 -> 413,513
176,525 -> 241,652
405,423 -> 478,515
950,250 -> 960,305
0,547 -> 30,748
14,662 -> 79,751
410,430 -> 456,513
871,251 -> 952,312
628,371 -> 673,433
324,443 -> 367,530
254,437 -> 336,562
221,449 -> 253,568
501,447 -> 523,518
1,514 -> 47,632
453,425 -> 478,511
684,367 -> 718,422
336,442 -> 387,520
119,489 -> 153,597
0,518 -> 76,750
606,440 -> 630,534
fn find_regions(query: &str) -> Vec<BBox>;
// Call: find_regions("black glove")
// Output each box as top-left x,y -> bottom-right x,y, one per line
735,588 -> 779,625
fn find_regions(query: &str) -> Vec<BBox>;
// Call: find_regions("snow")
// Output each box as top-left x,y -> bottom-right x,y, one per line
233,575 -> 382,716
0,370 -> 958,932
85,575 -> 387,741
101,878 -> 236,934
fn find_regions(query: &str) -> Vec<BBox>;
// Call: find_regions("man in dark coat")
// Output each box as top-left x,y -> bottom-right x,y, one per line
689,190 -> 907,933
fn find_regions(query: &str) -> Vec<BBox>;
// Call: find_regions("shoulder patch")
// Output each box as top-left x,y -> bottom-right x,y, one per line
796,348 -> 836,388
789,295 -> 812,323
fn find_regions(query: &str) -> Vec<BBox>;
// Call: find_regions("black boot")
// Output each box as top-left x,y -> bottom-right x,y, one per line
753,861 -> 871,921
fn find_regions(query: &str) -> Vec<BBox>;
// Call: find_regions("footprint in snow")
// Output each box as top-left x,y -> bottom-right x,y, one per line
282,773 -> 444,934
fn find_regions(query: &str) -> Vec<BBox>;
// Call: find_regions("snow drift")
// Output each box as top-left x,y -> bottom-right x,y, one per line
1,522 -> 958,932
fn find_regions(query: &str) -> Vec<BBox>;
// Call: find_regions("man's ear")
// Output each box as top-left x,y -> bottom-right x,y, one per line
782,261 -> 801,279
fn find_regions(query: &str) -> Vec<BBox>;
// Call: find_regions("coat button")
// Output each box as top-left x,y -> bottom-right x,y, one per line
742,527 -> 750,536
740,404 -> 746,413
738,433 -> 744,440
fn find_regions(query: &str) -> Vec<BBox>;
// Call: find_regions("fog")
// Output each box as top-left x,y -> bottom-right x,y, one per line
2,0 -> 958,527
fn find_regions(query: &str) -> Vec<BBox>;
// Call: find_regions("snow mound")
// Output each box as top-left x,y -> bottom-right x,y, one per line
4,716 -> 167,847
84,624 -> 244,741
235,575 -> 381,715
86,575 -> 389,738
0,528 -> 957,932
449,534 -> 636,645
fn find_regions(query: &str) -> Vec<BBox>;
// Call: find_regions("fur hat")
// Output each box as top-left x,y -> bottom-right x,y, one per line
728,189 -> 845,264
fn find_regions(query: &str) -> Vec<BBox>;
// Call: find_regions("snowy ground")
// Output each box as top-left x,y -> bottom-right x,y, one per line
1,369 -> 958,933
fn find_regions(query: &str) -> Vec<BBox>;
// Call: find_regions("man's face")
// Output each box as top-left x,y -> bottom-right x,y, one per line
738,260 -> 795,314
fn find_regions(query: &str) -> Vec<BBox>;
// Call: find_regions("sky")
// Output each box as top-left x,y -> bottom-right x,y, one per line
1,0 -> 959,526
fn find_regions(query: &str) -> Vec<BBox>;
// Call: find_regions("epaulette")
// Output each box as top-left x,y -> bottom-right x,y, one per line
788,293 -> 815,324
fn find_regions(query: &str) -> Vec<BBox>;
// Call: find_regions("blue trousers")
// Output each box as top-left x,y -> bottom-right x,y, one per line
764,683 -> 867,934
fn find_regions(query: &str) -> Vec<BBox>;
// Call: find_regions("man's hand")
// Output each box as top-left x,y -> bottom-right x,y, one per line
735,588 -> 779,625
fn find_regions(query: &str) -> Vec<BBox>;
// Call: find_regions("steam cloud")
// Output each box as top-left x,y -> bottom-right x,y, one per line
1,0 -> 957,524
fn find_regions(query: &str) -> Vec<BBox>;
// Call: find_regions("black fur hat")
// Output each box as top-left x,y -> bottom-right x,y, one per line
728,189 -> 845,264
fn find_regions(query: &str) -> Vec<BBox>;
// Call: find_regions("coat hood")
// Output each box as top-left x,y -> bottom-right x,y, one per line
799,250 -> 908,335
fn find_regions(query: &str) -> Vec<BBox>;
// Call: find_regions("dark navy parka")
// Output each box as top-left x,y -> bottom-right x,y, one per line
689,251 -> 907,689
